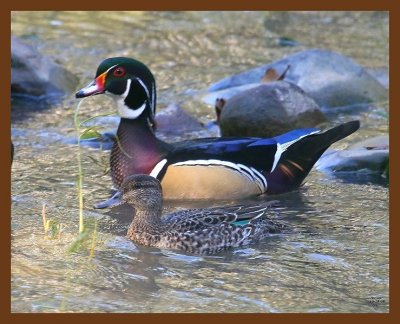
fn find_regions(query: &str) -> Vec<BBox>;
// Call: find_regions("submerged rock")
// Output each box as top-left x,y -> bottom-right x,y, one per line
219,81 -> 326,137
365,68 -> 389,89
205,49 -> 388,108
11,35 -> 78,98
316,135 -> 389,172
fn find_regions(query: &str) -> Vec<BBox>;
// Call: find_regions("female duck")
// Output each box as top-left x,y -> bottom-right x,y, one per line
121,174 -> 286,254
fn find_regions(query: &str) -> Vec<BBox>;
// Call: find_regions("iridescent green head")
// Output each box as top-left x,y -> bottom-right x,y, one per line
76,57 -> 156,126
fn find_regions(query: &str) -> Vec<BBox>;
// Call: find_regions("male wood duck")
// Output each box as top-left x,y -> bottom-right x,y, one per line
121,174 -> 286,254
75,57 -> 360,208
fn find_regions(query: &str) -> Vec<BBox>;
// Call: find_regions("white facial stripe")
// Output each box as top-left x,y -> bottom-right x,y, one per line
106,64 -> 118,73
137,78 -> 156,117
107,79 -> 146,119
151,82 -> 156,115
150,159 -> 168,178
121,78 -> 131,99
172,159 -> 267,193
117,101 -> 146,119
136,78 -> 150,100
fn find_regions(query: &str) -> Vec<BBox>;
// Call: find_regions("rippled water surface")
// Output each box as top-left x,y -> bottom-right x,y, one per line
11,11 -> 389,313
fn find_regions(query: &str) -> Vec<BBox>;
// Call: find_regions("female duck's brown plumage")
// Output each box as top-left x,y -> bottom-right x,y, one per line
121,174 -> 287,254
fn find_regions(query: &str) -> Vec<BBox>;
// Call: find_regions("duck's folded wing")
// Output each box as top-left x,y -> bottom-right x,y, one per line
149,128 -> 321,183
163,201 -> 279,232
163,209 -> 238,232
211,201 -> 280,221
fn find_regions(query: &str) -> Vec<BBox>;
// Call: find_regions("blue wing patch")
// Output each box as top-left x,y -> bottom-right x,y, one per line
273,128 -> 320,146
247,138 -> 277,147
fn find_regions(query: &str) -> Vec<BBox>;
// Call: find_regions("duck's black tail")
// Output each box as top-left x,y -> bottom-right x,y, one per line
266,120 -> 360,194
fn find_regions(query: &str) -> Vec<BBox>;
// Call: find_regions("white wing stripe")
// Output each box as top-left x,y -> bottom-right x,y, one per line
111,79 -> 146,119
271,143 -> 283,173
271,130 -> 321,172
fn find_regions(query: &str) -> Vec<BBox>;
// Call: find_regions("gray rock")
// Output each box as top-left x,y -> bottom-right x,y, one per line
206,49 -> 388,108
219,81 -> 326,137
348,135 -> 388,150
365,68 -> 389,89
11,35 -> 78,98
201,83 -> 261,107
155,103 -> 203,134
316,135 -> 389,172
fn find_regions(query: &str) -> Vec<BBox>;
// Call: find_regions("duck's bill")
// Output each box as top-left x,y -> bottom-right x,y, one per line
93,191 -> 122,209
75,72 -> 106,98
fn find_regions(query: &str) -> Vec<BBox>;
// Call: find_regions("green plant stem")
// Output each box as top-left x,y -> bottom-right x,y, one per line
89,221 -> 98,261
79,112 -> 116,126
74,101 -> 85,234
42,203 -> 47,233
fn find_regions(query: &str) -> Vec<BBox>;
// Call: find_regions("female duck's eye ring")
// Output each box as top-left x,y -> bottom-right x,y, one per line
113,67 -> 126,77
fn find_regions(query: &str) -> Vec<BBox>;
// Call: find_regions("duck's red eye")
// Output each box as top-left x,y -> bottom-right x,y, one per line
113,67 -> 126,77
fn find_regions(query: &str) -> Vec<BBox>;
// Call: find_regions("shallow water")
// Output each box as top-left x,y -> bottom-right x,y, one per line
11,11 -> 388,313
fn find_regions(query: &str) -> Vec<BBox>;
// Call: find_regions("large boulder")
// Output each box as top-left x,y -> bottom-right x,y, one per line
219,81 -> 326,137
11,35 -> 78,98
204,49 -> 388,108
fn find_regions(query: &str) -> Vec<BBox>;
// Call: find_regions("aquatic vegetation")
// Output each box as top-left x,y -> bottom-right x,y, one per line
67,100 -> 109,255
41,203 -> 62,239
